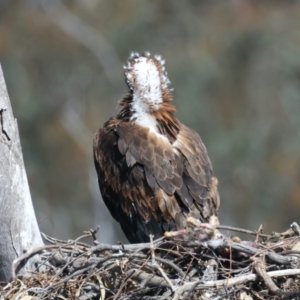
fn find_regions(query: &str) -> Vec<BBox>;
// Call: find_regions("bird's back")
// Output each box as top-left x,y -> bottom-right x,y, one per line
93,52 -> 220,243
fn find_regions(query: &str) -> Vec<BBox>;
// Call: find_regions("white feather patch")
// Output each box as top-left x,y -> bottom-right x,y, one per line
131,100 -> 159,132
131,56 -> 163,107
125,53 -> 170,141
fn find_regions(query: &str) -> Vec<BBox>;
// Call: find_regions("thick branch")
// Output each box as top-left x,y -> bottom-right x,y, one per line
0,64 -> 43,283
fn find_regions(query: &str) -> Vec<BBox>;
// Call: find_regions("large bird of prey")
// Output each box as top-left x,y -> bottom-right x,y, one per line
93,52 -> 220,243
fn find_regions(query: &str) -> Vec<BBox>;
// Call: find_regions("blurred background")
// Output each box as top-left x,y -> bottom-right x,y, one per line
1,0 -> 300,243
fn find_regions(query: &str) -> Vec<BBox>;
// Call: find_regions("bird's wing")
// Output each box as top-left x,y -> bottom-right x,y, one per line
116,122 -> 186,224
93,120 -> 219,243
116,122 -> 183,194
174,124 -> 220,220
93,119 -> 183,242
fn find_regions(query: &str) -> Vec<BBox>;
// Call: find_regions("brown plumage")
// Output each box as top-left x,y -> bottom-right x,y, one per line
93,52 -> 220,243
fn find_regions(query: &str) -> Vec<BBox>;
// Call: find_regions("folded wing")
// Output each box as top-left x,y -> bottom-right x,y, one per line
93,119 -> 219,243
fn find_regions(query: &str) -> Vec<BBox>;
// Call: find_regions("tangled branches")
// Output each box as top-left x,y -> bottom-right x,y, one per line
2,222 -> 300,300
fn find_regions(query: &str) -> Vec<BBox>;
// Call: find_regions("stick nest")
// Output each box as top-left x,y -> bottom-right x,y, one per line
2,222 -> 300,300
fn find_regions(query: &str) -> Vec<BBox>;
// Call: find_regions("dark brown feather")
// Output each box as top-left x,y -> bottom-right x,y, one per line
93,116 -> 220,243
93,53 -> 220,243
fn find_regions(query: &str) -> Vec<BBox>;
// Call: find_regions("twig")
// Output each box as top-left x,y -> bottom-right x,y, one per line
66,232 -> 93,264
95,274 -> 106,300
172,268 -> 300,295
84,226 -> 100,241
41,232 -> 91,248
48,264 -> 96,291
150,235 -> 155,265
252,257 -> 280,295
149,235 -> 176,292
128,268 -> 177,288
15,287 -> 46,300
12,244 -> 75,280
91,237 -> 164,253
48,251 -> 89,284
255,224 -> 263,243
181,281 -> 198,300
151,263 -> 176,292
216,225 -> 271,239
223,240 -> 295,266
113,269 -> 136,300
155,257 -> 185,278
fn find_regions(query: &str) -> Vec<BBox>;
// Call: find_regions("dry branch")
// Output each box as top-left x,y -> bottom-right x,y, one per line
2,222 -> 300,299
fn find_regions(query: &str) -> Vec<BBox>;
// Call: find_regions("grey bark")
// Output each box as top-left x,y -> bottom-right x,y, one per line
0,65 -> 43,283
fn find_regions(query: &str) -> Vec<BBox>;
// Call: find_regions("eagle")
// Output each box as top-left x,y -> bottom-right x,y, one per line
93,52 -> 220,243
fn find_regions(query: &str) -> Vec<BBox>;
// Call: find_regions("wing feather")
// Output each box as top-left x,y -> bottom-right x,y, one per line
117,123 -> 183,194
94,118 -> 220,244
174,124 -> 220,220
118,137 -> 127,155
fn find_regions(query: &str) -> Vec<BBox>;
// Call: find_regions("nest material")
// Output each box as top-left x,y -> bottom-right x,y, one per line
2,223 -> 300,300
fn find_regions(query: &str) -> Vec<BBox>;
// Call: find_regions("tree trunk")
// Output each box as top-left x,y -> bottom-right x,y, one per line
0,64 -> 43,283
